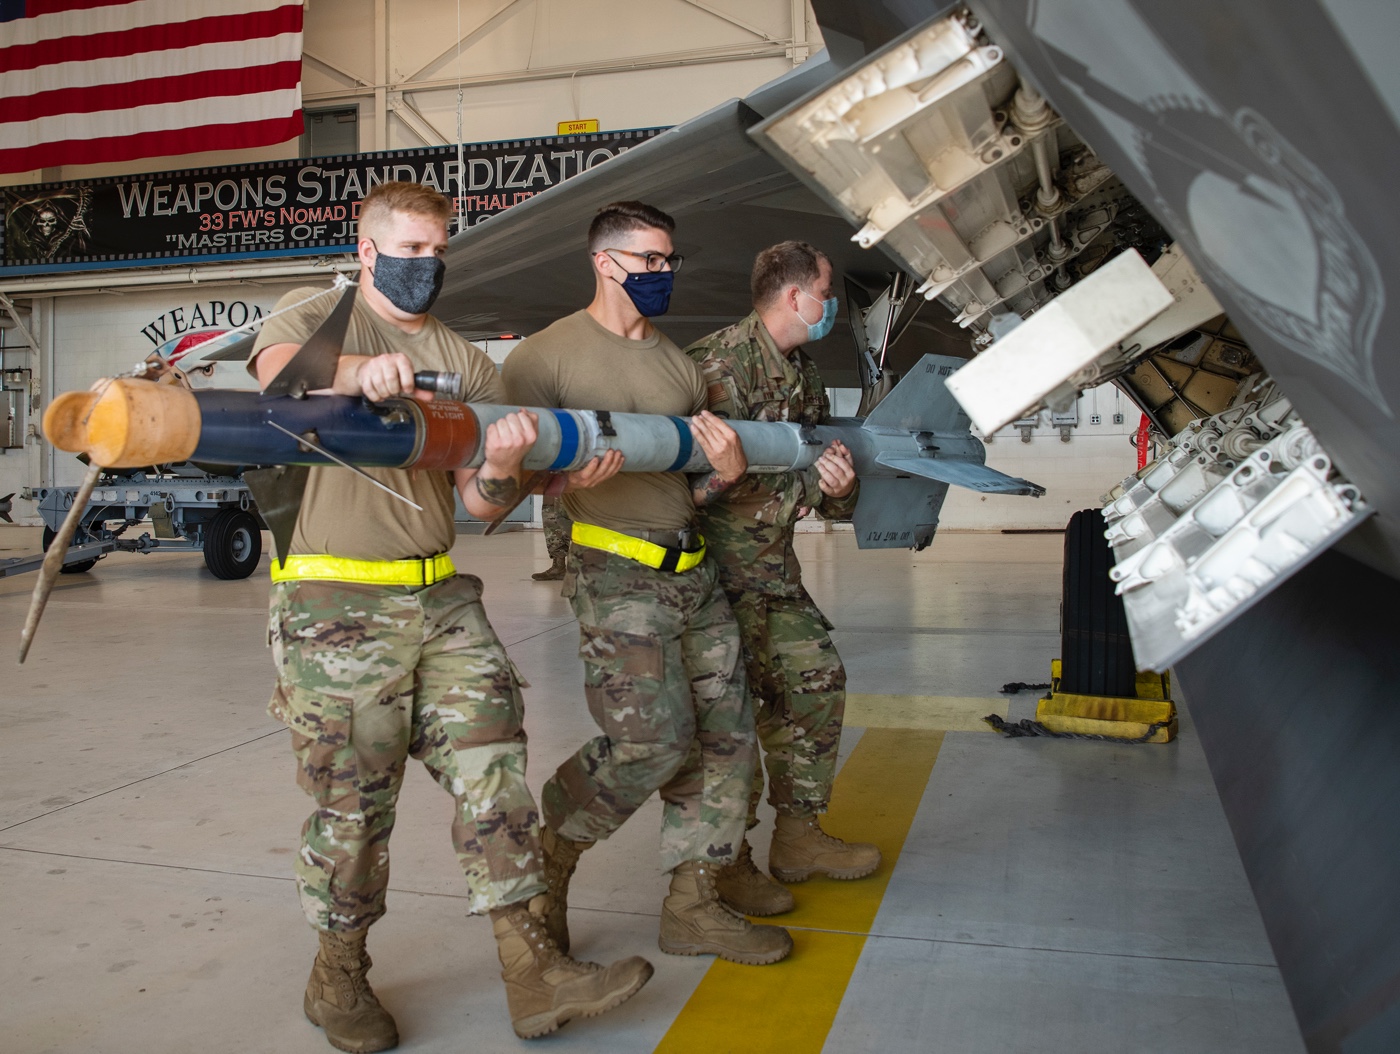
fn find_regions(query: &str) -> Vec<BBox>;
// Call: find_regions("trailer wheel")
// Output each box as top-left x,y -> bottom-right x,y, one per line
203,508 -> 262,580
42,525 -> 98,574
1060,508 -> 1137,698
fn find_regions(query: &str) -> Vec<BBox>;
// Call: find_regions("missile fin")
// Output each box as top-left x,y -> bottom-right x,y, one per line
874,454 -> 1046,497
244,464 -> 309,568
862,354 -> 972,434
263,283 -> 357,398
196,331 -> 260,362
851,476 -> 948,552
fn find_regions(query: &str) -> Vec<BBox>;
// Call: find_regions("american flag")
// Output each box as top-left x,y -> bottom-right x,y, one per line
0,0 -> 304,175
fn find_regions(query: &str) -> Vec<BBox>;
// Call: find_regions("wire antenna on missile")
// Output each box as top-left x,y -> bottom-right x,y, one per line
265,420 -> 422,511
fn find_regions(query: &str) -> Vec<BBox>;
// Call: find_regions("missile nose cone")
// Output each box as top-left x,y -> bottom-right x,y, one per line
43,390 -> 100,455
43,378 -> 201,468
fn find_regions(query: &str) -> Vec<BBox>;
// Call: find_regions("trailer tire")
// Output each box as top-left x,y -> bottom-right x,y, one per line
203,508 -> 262,580
1060,508 -> 1137,698
42,525 -> 98,574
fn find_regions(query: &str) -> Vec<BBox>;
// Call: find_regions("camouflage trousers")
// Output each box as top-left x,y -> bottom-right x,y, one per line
268,573 -> 545,932
726,590 -> 846,826
541,497 -> 571,562
543,546 -> 756,871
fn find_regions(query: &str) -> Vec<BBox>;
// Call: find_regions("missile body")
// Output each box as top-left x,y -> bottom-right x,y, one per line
180,392 -> 1024,497
46,353 -> 1043,552
187,389 -> 828,476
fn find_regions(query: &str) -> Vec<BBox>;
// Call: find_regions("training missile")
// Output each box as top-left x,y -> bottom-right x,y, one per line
22,353 -> 1043,663
20,283 -> 1042,665
46,353 -> 1042,526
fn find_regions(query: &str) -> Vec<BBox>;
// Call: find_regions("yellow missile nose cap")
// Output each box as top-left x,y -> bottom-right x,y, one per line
61,378 -> 202,468
42,390 -> 101,455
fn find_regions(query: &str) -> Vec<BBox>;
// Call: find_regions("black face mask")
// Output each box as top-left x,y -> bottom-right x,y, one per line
369,243 -> 446,314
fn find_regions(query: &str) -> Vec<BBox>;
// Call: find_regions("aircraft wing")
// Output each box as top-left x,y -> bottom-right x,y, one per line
434,51 -> 970,385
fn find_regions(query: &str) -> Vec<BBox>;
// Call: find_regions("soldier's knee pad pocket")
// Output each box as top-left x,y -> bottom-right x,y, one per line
579,624 -> 678,744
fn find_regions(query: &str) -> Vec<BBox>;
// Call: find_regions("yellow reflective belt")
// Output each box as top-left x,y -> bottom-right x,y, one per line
571,521 -> 706,573
270,552 -> 456,586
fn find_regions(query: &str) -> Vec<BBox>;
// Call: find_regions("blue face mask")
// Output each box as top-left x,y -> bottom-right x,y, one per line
797,289 -> 838,342
615,269 -> 674,317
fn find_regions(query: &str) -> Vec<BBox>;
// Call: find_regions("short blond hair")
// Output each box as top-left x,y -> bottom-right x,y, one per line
359,181 -> 451,241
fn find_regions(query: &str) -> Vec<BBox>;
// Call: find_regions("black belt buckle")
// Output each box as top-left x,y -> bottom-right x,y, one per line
676,527 -> 699,553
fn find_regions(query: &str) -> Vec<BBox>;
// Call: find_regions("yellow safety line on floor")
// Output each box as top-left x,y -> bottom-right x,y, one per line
846,693 -> 1005,732
654,728 -> 944,1053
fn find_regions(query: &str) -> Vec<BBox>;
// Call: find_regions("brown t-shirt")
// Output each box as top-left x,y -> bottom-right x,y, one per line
249,285 -> 502,560
502,309 -> 706,533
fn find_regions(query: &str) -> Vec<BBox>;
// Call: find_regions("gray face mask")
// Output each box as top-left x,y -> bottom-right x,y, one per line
369,241 -> 446,314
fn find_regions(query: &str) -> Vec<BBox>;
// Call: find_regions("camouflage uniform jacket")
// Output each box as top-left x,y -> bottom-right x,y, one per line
686,312 -> 859,599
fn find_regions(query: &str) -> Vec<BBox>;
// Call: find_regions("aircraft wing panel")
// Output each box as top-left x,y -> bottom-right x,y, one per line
433,59 -> 973,376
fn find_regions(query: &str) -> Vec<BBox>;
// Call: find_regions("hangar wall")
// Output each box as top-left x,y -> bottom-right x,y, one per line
0,0 -> 1136,532
9,289 -> 1137,529
0,0 -> 809,188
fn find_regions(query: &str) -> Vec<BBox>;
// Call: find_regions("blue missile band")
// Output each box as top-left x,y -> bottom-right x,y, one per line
191,390 -> 417,467
548,410 -> 580,471
665,416 -> 693,473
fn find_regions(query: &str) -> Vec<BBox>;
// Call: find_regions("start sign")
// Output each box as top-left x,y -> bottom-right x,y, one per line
557,119 -> 600,135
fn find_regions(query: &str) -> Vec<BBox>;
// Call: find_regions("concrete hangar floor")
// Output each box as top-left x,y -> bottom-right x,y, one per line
0,527 -> 1304,1053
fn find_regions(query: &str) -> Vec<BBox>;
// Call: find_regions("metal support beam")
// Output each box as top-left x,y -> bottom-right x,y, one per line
406,0 -> 534,83
680,0 -> 776,41
0,260 -> 361,298
303,49 -> 372,88
387,94 -> 449,147
790,0 -> 810,64
306,41 -> 791,105
0,293 -> 39,354
373,0 -> 388,150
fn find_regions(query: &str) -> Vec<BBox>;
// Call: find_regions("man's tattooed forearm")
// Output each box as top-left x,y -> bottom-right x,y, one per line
692,470 -> 735,506
475,472 -> 522,506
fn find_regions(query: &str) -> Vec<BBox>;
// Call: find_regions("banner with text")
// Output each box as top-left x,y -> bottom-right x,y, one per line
1,128 -> 666,274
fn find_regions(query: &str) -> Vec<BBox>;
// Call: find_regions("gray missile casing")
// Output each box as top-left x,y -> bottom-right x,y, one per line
466,403 -> 827,474
468,403 -> 995,485
190,353 -> 1042,554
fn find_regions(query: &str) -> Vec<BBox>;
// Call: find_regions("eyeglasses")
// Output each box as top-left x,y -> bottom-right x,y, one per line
602,247 -> 685,273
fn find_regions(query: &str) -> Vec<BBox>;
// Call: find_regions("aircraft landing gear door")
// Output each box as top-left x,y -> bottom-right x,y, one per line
751,10 -> 1122,348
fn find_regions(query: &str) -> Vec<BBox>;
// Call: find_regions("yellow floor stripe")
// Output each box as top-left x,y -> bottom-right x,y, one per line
655,728 -> 944,1053
845,693 -> 1006,732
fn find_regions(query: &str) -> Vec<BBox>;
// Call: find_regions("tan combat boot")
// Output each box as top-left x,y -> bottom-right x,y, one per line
769,814 -> 881,882
303,929 -> 399,1053
531,555 -> 566,581
658,860 -> 793,965
540,826 -> 590,953
491,895 -> 653,1039
715,838 -> 795,917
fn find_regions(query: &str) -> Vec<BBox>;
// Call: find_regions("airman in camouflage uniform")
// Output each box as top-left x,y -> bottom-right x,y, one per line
253,182 -> 650,1050
686,240 -> 881,917
542,546 -> 754,863
270,574 -> 542,927
503,201 -> 792,967
532,497 -> 570,581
